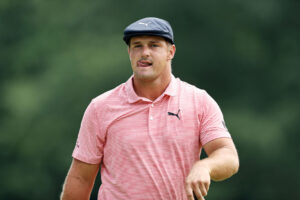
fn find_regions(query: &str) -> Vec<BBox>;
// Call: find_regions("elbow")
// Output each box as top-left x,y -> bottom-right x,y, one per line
229,150 -> 240,176
60,190 -> 67,200
211,154 -> 240,182
228,147 -> 240,176
232,156 -> 240,175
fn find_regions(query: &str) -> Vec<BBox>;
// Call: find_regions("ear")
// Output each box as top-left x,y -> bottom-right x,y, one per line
167,44 -> 176,60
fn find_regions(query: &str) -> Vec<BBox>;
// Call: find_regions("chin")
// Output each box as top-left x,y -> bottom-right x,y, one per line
134,73 -> 156,81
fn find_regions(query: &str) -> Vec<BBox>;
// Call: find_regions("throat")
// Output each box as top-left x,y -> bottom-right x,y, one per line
132,76 -> 171,101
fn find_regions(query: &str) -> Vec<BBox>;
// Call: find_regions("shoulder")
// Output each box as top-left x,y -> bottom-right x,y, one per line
176,78 -> 207,99
93,83 -> 126,102
175,78 -> 218,112
90,82 -> 127,110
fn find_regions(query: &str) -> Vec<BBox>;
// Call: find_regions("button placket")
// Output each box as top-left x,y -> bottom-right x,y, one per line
149,103 -> 154,121
148,103 -> 154,136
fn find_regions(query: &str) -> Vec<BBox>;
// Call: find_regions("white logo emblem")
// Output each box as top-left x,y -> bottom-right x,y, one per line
138,22 -> 152,26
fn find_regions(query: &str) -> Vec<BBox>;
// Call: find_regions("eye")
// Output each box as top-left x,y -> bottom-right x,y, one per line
151,44 -> 159,47
134,45 -> 142,48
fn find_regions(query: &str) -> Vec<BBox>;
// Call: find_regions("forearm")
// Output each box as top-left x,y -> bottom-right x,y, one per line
185,138 -> 239,199
61,159 -> 99,200
197,146 -> 239,181
60,174 -> 95,200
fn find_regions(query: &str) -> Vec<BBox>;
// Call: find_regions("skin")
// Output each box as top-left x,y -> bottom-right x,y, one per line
60,35 -> 239,200
60,159 -> 99,200
127,35 -> 176,101
185,138 -> 239,200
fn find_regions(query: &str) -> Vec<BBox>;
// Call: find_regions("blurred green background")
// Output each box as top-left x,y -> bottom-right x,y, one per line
1,0 -> 299,199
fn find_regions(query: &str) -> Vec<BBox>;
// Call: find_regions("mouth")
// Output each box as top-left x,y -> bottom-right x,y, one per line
137,59 -> 153,67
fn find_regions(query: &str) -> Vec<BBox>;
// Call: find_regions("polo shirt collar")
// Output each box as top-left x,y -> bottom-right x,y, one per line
125,74 -> 177,104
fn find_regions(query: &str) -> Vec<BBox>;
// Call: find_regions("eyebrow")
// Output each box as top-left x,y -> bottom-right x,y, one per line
131,41 -> 142,45
131,40 -> 161,45
149,41 -> 161,44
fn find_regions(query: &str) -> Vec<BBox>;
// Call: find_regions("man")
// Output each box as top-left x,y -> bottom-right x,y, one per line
61,17 -> 239,200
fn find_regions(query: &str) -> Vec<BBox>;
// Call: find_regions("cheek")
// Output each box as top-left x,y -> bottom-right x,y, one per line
130,52 -> 139,61
129,55 -> 135,64
157,53 -> 168,63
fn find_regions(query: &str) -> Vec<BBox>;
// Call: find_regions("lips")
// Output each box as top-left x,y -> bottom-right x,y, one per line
137,60 -> 152,67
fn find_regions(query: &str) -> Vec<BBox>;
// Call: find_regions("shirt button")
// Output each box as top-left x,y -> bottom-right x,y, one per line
151,104 -> 154,107
150,116 -> 153,120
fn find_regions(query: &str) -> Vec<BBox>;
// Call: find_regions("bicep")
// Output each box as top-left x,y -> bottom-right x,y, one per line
67,158 -> 99,185
201,138 -> 239,181
203,138 -> 237,156
61,159 -> 99,200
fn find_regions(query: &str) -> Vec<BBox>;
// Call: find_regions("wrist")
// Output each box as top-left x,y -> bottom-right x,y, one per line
193,159 -> 212,176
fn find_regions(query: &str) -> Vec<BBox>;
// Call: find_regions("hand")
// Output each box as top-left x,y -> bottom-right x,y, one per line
185,162 -> 211,200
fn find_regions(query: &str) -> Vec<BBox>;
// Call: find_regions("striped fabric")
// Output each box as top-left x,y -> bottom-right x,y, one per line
72,75 -> 231,200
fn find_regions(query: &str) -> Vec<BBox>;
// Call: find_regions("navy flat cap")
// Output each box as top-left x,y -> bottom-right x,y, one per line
123,17 -> 174,45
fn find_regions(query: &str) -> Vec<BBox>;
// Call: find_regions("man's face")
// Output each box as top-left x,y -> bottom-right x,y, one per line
128,35 -> 175,82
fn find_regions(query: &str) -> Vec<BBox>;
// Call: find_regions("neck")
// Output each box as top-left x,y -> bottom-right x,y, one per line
133,73 -> 172,101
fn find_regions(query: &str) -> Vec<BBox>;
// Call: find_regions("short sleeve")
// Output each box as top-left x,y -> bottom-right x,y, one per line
199,91 -> 231,146
72,100 -> 104,164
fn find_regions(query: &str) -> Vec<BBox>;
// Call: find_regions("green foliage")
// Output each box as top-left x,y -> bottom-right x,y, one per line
1,0 -> 299,199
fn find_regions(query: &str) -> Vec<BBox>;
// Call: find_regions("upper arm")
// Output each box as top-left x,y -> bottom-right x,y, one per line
61,159 -> 99,200
199,91 -> 231,145
203,137 -> 238,157
201,138 -> 239,181
67,158 -> 99,184
72,101 -> 105,164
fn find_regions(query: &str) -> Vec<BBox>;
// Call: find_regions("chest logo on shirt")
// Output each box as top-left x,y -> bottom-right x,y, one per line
168,109 -> 181,120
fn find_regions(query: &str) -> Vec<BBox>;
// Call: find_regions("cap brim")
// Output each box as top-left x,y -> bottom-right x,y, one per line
123,31 -> 174,45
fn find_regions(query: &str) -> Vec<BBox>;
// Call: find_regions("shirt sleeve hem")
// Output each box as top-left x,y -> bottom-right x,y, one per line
201,131 -> 231,146
72,151 -> 101,165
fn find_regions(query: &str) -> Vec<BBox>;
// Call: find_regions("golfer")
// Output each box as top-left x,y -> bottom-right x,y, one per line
61,17 -> 239,200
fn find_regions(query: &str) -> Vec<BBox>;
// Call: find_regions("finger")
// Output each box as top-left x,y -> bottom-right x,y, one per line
204,181 -> 210,194
194,192 -> 205,200
191,182 -> 202,200
193,192 -> 197,200
198,183 -> 208,197
185,183 -> 195,200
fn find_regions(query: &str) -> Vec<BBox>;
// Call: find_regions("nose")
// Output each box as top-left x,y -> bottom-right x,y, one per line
141,46 -> 150,58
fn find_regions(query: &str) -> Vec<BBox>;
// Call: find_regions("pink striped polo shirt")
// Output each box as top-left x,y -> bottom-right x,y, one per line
72,75 -> 231,200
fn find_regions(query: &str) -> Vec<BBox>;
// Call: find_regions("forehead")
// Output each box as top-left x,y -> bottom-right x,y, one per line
130,35 -> 167,44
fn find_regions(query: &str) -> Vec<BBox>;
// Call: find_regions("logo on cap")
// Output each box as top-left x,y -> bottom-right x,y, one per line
138,22 -> 152,26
